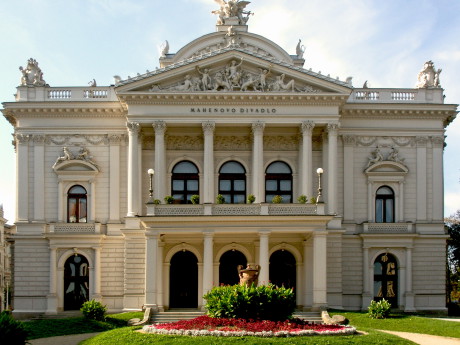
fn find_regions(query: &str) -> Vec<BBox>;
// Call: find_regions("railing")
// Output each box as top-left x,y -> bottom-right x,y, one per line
349,88 -> 444,104
47,223 -> 101,233
15,86 -> 118,102
146,203 -> 324,216
363,222 -> 413,233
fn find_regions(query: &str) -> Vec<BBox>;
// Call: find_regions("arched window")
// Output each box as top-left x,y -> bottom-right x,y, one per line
375,186 -> 394,223
218,161 -> 246,204
67,185 -> 87,223
171,161 -> 199,204
265,161 -> 292,203
374,253 -> 398,307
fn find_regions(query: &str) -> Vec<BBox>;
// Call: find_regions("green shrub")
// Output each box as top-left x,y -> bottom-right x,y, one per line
368,299 -> 391,319
191,194 -> 200,204
153,199 -> 161,205
216,194 -> 225,204
310,196 -> 317,204
81,300 -> 107,321
203,284 -> 296,321
247,194 -> 256,204
0,311 -> 28,345
297,195 -> 307,203
271,195 -> 283,203
164,195 -> 175,204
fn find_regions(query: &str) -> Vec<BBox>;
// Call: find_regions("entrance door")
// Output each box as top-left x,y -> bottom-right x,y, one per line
269,250 -> 296,290
64,254 -> 89,310
374,253 -> 398,307
169,250 -> 198,308
219,250 -> 247,286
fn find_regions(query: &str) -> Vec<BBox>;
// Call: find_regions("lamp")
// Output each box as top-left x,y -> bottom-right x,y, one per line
316,167 -> 323,204
147,168 -> 154,203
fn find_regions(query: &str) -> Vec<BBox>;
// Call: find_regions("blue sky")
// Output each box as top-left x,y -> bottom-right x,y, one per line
1,0 -> 459,223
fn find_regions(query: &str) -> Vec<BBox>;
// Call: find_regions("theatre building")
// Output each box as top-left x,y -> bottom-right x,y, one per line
2,4 -> 457,318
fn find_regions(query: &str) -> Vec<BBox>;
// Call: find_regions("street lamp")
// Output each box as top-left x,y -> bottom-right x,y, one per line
147,169 -> 154,203
316,168 -> 323,204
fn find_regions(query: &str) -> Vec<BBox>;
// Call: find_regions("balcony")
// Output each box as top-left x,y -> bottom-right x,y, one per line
47,223 -> 101,233
146,203 -> 325,217
15,86 -> 118,102
362,222 -> 414,233
348,88 -> 444,104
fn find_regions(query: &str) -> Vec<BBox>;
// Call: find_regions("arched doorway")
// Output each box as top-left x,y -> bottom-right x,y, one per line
269,250 -> 296,290
169,250 -> 198,308
374,253 -> 398,307
64,254 -> 89,310
219,250 -> 247,286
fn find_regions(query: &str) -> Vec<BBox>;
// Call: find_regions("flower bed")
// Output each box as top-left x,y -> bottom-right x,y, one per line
142,315 -> 356,337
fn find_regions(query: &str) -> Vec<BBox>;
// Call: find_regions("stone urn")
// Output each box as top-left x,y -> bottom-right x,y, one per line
237,264 -> 260,287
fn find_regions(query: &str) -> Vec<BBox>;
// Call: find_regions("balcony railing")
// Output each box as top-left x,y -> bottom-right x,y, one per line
15,86 -> 118,102
146,203 -> 324,216
349,88 -> 444,104
363,222 -> 414,233
47,223 -> 101,233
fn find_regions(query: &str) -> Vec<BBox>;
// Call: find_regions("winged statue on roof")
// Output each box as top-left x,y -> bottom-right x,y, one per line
212,0 -> 252,25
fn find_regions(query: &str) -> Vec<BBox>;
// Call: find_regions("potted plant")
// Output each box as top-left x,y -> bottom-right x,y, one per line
216,194 -> 225,204
310,196 -> 317,204
191,194 -> 200,204
297,195 -> 307,204
164,195 -> 175,204
272,195 -> 283,203
247,194 -> 256,204
153,199 -> 161,205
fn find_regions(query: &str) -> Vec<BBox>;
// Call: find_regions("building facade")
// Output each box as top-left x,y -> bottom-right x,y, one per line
2,5 -> 457,317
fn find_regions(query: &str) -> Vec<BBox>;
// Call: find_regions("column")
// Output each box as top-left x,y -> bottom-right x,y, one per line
92,247 -> 102,300
145,230 -> 159,310
416,136 -> 428,221
46,247 -> 58,313
342,135 -> 355,220
16,134 -> 30,222
300,121 -> 315,197
202,121 -> 215,204
312,230 -> 327,309
405,247 -> 415,311
109,135 -> 122,222
258,230 -> 270,285
58,179 -> 64,222
361,246 -> 372,310
33,135 -> 45,221
127,122 -> 140,217
327,123 -> 339,215
202,231 -> 214,297
157,241 -> 164,310
252,121 -> 265,203
432,136 -> 444,221
303,238 -> 313,308
153,121 -> 167,200
89,179 -> 96,222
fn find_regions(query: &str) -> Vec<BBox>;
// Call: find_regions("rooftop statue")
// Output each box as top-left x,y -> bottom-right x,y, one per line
296,39 -> 306,59
159,40 -> 169,57
416,60 -> 441,88
213,0 -> 252,25
19,58 -> 46,87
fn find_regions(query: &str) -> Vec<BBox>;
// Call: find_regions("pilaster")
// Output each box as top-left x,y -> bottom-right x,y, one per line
300,121 -> 315,198
109,134 -> 122,222
432,136 -> 444,221
327,123 -> 339,215
342,135 -> 355,220
416,136 -> 428,221
16,134 -> 30,222
202,121 -> 215,204
153,121 -> 167,200
252,121 -> 265,202
33,135 -> 45,221
127,122 -> 140,217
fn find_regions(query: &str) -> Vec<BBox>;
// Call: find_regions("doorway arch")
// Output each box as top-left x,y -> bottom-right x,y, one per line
169,250 -> 198,308
64,254 -> 89,310
269,250 -> 296,290
219,250 -> 247,286
373,253 -> 398,307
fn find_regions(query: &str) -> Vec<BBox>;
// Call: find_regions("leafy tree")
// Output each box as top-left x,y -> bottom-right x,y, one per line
445,211 -> 460,313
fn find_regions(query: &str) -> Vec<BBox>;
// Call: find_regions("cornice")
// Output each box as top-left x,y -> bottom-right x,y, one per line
341,107 -> 456,122
2,106 -> 126,118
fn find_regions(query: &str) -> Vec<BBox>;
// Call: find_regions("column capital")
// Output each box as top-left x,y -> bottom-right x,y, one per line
33,134 -> 46,144
108,134 -> 124,144
153,120 -> 167,135
327,123 -> 340,134
252,121 -> 265,134
415,136 -> 428,147
431,136 -> 444,148
15,133 -> 30,144
300,121 -> 315,134
202,121 -> 216,134
126,122 -> 140,134
258,230 -> 271,237
342,135 -> 356,146
203,230 -> 215,238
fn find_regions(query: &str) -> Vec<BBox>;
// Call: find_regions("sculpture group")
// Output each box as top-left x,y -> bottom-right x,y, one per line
213,0 -> 253,25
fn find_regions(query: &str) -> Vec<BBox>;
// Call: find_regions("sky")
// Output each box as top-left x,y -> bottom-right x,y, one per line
0,0 -> 459,224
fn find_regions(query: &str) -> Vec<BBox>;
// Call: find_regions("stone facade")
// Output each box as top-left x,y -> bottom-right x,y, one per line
1,5 -> 457,317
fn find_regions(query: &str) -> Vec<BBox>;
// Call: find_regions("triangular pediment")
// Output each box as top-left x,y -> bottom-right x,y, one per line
115,49 -> 352,97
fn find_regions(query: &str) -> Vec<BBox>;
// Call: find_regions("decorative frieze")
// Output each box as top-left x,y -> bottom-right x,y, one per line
45,134 -> 110,146
15,133 -> 30,144
33,135 -> 46,144
215,136 -> 251,151
264,136 -> 298,151
166,136 -> 203,150
341,135 -> 356,146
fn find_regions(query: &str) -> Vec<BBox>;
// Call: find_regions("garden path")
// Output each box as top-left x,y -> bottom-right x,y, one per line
379,330 -> 460,345
28,332 -> 101,345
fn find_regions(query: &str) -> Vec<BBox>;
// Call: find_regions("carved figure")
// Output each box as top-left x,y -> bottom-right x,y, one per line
226,58 -> 243,88
296,39 -> 305,59
88,79 -> 97,87
240,75 -> 256,91
19,58 -> 46,86
416,60 -> 442,88
256,66 -> 271,91
237,264 -> 260,287
387,147 -> 405,164
159,40 -> 169,57
213,72 -> 231,91
225,26 -> 239,47
53,147 -> 73,167
271,74 -> 295,92
175,75 -> 194,91
196,66 -> 212,90
366,147 -> 383,168
212,0 -> 252,25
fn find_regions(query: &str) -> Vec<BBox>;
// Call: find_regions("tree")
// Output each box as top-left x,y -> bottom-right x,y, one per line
445,211 -> 460,312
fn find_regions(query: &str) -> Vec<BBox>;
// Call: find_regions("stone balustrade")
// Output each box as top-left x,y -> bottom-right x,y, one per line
15,86 -> 118,102
363,222 -> 414,233
47,223 -> 101,233
349,88 -> 444,104
145,203 -> 324,216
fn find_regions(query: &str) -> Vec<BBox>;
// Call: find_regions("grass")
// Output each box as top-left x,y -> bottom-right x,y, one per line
21,310 -> 460,344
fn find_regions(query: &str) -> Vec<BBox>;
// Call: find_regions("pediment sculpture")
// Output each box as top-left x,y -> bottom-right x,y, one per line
19,58 -> 47,87
416,60 -> 441,88
366,146 -> 406,169
149,59 -> 321,93
212,0 -> 253,26
53,146 -> 98,169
